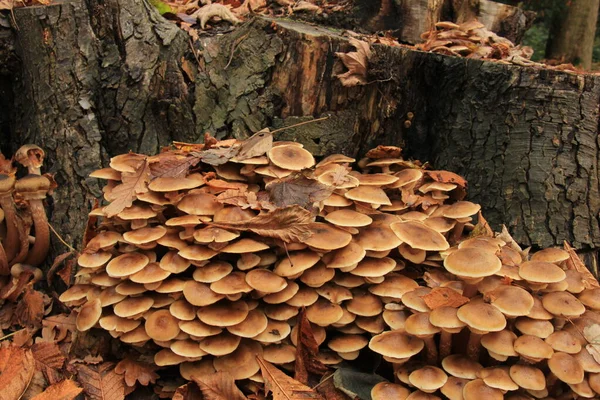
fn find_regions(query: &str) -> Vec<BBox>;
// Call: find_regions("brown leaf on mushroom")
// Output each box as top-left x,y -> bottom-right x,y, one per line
103,158 -> 151,217
266,173 -> 333,210
422,287 -> 469,309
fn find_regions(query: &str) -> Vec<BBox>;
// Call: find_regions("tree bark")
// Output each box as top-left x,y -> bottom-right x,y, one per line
1,2 -> 599,266
546,0 -> 600,70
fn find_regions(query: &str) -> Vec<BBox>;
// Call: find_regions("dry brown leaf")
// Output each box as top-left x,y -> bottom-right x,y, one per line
194,147 -> 240,166
365,145 -> 403,159
104,159 -> 151,217
42,313 -> 77,343
293,1 -> 321,12
424,170 -> 467,189
31,379 -> 83,400
194,3 -> 242,29
0,346 -> 35,400
422,287 -> 469,309
258,357 -> 325,400
15,288 -> 45,329
335,38 -> 371,87
266,174 -> 333,209
468,211 -> 493,239
216,189 -> 276,211
149,153 -> 201,179
193,372 -> 248,400
46,251 -> 76,286
235,129 -> 273,161
75,363 -> 125,400
315,375 -> 351,400
564,241 -> 600,289
114,358 -> 159,387
172,382 -> 203,400
209,205 -> 315,243
0,152 -> 14,174
32,342 -> 66,385
294,309 -> 328,384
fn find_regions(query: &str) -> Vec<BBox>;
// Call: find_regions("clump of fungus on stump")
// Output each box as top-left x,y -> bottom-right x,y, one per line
66,131 -> 600,399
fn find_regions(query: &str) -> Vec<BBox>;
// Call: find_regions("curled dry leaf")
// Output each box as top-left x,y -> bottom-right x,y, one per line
235,129 -> 273,161
30,379 -> 83,400
209,205 -> 315,243
172,382 -> 203,400
0,346 -> 35,400
75,363 -> 125,400
424,170 -> 467,189
365,145 -> 403,159
32,342 -> 66,385
257,357 -> 325,400
194,3 -> 242,29
266,173 -> 333,209
467,211 -> 493,239
114,358 -> 159,387
15,288 -> 45,329
103,159 -> 151,217
335,38 -> 371,87
294,309 -> 328,384
42,313 -> 77,343
422,287 -> 469,309
584,324 -> 600,364
194,147 -> 240,166
564,241 -> 600,289
193,371 -> 248,400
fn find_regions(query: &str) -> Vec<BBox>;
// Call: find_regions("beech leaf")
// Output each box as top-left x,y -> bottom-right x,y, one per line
114,358 -> 159,387
294,309 -> 328,384
422,287 -> 469,309
103,159 -> 151,217
15,288 -> 45,329
0,346 -> 35,400
31,380 -> 83,400
208,205 -> 315,243
235,129 -> 273,161
32,342 -> 66,384
266,174 -> 333,209
193,372 -> 248,400
335,38 -> 371,87
194,3 -> 241,29
75,363 -> 125,400
564,241 -> 600,289
149,153 -> 201,179
257,357 -> 325,400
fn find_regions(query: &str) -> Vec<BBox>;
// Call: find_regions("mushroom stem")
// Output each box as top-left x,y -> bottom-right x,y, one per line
0,195 -> 24,263
466,331 -> 483,361
23,201 -> 50,267
423,336 -> 439,365
449,222 -> 466,245
439,331 -> 453,360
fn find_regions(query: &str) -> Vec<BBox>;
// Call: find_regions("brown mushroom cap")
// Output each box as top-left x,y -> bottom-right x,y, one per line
369,274 -> 419,300
355,221 -> 403,252
306,299 -> 344,326
514,334 -> 554,362
169,340 -> 207,358
144,310 -> 181,341
509,364 -> 545,391
488,285 -> 534,317
177,193 -> 223,215
409,366 -> 448,393
345,186 -> 392,206
274,250 -> 320,277
457,302 -> 506,333
369,331 -> 424,359
130,262 -> 171,284
123,225 -> 167,245
226,309 -> 269,338
116,204 -> 157,220
169,300 -> 196,321
213,340 -> 263,379
178,319 -> 222,337
113,296 -> 154,318
178,245 -> 218,262
194,227 -> 240,244
182,281 -> 225,306
542,291 -> 586,317
480,329 -> 518,359
390,221 -> 450,251
462,379 -> 503,400
545,330 -> 582,354
429,307 -> 466,332
78,251 -> 112,269
519,261 -> 566,283
99,315 -> 141,333
548,352 -> 585,384
402,287 -> 432,313
267,145 -> 315,170
76,299 -> 102,331
245,269 -> 288,293
210,272 -> 253,295
350,257 -> 397,278
328,334 -> 369,353
371,382 -> 410,400
442,201 -> 481,219
530,247 -> 570,263
106,252 -> 150,278
325,209 -> 373,227
514,317 -> 554,338
444,248 -> 502,278
253,319 -> 291,343
326,241 -> 366,269
346,291 -> 383,317
478,367 -> 518,391
199,332 -> 242,356
579,288 -> 600,310
197,301 -> 249,327
440,377 -> 470,400
441,355 -> 482,379
301,223 -> 353,251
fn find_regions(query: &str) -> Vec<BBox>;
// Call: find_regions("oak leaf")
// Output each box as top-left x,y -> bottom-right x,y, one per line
564,241 -> 599,289
422,287 -> 469,309
294,309 -> 328,384
15,288 -> 45,329
32,342 -> 66,385
103,159 -> 151,217
0,346 -> 35,400
216,189 -> 276,211
193,372 -> 248,400
257,357 -> 325,400
235,129 -> 273,161
209,205 -> 315,243
75,363 -> 125,400
194,3 -> 241,29
31,380 -> 83,400
266,174 -> 333,209
114,358 -> 159,387
335,38 -> 371,87
42,313 -> 77,343
172,383 -> 203,400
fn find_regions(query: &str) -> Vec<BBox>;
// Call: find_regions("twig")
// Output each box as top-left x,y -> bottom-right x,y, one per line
282,242 -> 294,268
48,222 -> 77,253
0,328 -> 23,341
225,33 -> 249,70
270,116 -> 330,135
312,373 -> 334,390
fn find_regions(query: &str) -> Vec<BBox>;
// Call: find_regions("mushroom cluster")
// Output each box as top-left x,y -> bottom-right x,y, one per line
0,145 -> 51,297
417,20 -> 533,63
64,135 -> 600,399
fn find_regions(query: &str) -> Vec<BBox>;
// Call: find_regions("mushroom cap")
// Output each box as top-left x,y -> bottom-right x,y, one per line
326,241 -> 366,269
263,281 -> 300,304
78,251 -> 112,269
569,378 -> 596,398
527,296 -> 554,320
178,193 -> 223,215
148,176 -> 205,192
579,288 -> 600,310
99,315 -> 141,333
59,284 -> 95,303
165,215 -> 207,228
402,287 -> 432,313
345,186 -> 392,205
328,334 -> 369,353
155,278 -> 187,294
130,262 -> 171,284
346,291 -> 383,317
514,317 -> 554,338
262,343 -> 295,365
86,231 -> 122,250
398,243 -> 426,264
154,349 -> 186,366
210,272 -> 253,295
119,326 -> 151,344
457,302 -> 506,333
429,307 -> 466,331
90,167 -> 121,180
509,364 -> 545,391
488,285 -> 534,317
325,209 -> 373,227
440,377 -> 470,400
306,299 -> 344,326
144,310 -> 181,341
178,245 -> 218,262
545,330 -> 582,354
245,269 -> 288,293
253,319 -> 291,343
169,300 -> 196,321
530,247 -> 570,263
302,223 -> 353,251
220,238 -> 269,253
105,252 -> 150,278
442,201 -> 481,219
369,274 -> 419,300
264,304 -> 299,321
548,352 -> 585,384
192,261 -> 232,283
274,250 -> 320,277
382,310 -> 409,331
444,248 -> 502,278
350,257 -> 396,278
170,340 -> 207,358
518,261 -> 566,283
478,367 -> 519,391
317,154 -> 356,168
369,331 -> 424,359
199,332 -> 241,356
197,301 -> 249,327
355,173 -> 399,186
113,296 -> 154,318
178,319 -> 222,337
480,329 -> 518,357
514,335 -> 554,361
390,221 -> 450,251
406,312 -> 441,337
462,379 -> 503,400
226,309 -> 269,338
267,145 -> 315,170
116,204 -> 157,220
76,299 -> 102,331
409,366 -> 448,393
15,174 -> 50,199
158,251 -> 191,274
441,355 -> 482,379
194,227 -> 240,243
371,382 -> 410,400
213,340 -> 263,379
98,287 -> 126,307
182,281 -> 225,306
542,291 -> 586,317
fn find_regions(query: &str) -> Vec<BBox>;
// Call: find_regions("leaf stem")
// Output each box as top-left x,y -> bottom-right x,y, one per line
270,116 -> 330,136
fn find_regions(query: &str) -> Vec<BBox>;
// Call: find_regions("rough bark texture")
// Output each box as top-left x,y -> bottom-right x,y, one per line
2,3 -> 599,264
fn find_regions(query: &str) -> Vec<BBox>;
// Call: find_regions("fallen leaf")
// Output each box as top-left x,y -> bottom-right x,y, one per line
57,258 -> 76,287
194,3 -> 242,29
332,369 -> 387,400
22,369 -> 47,400
114,358 -> 159,387
42,313 -> 77,343
421,287 -> 469,309
235,129 -> 273,161
315,375 -> 351,400
75,363 -> 125,400
257,357 -> 324,400
104,159 -> 151,217
209,205 -> 315,243
335,38 -> 371,87
294,309 -> 328,384
31,379 -> 83,400
32,342 -> 66,385
0,346 -> 35,400
194,147 -> 240,166
15,288 -> 45,329
172,382 -> 203,400
216,189 -> 276,211
266,174 -> 333,209
149,153 -> 201,179
293,1 -> 320,12
564,241 -> 599,289
193,372 -> 248,400
46,251 -> 76,286
365,145 -> 403,159
424,170 -> 467,189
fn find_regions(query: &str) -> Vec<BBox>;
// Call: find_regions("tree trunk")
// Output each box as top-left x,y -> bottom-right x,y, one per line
1,1 -> 599,268
546,0 -> 600,70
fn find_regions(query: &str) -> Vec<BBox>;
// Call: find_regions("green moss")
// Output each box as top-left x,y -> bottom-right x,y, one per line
148,0 -> 172,15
